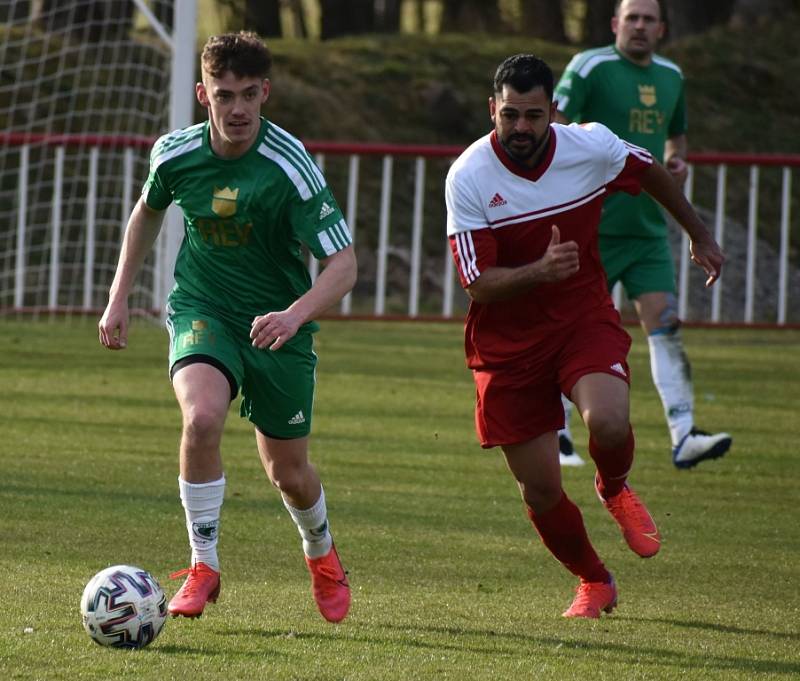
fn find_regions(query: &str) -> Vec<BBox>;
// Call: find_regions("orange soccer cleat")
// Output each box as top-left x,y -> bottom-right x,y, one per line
167,562 -> 221,618
596,475 -> 661,558
562,576 -> 618,618
305,544 -> 351,623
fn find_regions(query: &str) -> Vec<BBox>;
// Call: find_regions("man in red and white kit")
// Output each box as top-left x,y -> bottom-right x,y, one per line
445,54 -> 725,618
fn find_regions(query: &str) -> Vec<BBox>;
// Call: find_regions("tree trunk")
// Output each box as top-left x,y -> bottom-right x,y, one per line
374,0 -> 402,32
583,0 -> 616,46
520,0 -> 566,42
245,0 -> 282,37
415,0 -> 426,32
285,0 -> 308,38
320,0 -> 376,39
440,0 -> 503,33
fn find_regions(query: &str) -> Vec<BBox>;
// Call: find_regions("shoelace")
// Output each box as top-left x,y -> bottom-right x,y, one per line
169,566 -> 203,595
169,567 -> 194,580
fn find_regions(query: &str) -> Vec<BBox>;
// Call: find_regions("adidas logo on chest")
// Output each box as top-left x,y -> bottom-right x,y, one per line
488,192 -> 507,208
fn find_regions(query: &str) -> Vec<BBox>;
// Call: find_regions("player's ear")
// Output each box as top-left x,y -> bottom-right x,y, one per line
489,96 -> 496,120
196,81 -> 209,108
261,78 -> 271,104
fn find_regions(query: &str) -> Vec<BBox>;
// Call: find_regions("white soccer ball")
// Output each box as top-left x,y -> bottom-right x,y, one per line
80,565 -> 167,649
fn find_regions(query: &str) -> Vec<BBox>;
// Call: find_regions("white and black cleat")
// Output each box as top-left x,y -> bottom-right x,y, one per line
673,427 -> 732,469
559,434 -> 586,467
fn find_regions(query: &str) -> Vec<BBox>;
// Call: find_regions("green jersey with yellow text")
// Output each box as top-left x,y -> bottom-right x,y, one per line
555,45 -> 686,238
143,118 -> 351,331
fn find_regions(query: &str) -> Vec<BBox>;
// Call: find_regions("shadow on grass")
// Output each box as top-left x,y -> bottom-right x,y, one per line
154,643 -> 290,661
214,621 -> 800,676
620,615 -> 800,641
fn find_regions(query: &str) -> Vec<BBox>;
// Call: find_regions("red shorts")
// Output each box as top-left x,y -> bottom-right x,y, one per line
472,306 -> 631,448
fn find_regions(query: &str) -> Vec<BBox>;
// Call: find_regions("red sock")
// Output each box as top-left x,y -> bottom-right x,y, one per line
527,492 -> 610,583
590,426 -> 635,498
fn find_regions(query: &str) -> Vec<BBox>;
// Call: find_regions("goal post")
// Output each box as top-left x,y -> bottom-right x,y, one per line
160,0 -> 198,318
0,0 -> 196,317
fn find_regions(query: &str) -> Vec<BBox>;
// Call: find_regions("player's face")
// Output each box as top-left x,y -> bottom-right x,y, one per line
612,0 -> 664,62
197,70 -> 270,157
490,84 -> 556,167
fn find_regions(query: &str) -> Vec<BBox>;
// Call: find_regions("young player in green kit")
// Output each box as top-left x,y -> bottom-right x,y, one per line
98,32 -> 355,623
554,0 -> 732,469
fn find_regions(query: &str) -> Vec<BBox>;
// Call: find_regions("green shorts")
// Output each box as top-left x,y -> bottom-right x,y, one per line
599,234 -> 677,301
166,302 -> 316,439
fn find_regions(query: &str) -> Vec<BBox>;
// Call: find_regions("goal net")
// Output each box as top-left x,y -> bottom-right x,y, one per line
0,0 -> 192,316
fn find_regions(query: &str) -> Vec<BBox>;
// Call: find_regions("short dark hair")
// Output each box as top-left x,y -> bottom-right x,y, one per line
493,54 -> 554,101
201,31 -> 272,80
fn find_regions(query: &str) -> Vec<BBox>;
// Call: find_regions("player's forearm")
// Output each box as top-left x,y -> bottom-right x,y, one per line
466,262 -> 551,303
108,198 -> 165,303
640,162 -> 712,244
288,246 -> 357,323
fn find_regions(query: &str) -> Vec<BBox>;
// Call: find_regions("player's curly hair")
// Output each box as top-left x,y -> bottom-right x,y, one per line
493,54 -> 554,101
201,31 -> 272,79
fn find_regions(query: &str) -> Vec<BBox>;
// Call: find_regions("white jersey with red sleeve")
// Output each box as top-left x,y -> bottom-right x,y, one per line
445,122 -> 652,369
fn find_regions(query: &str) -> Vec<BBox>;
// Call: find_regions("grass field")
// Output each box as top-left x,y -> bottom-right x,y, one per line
1,318 -> 798,680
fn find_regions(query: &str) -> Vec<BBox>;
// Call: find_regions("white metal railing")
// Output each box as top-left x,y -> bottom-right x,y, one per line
1,134 -> 798,325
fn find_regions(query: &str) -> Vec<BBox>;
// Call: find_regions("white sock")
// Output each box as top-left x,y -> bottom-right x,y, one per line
283,487 -> 332,559
179,475 -> 225,572
648,330 -> 694,446
559,393 -> 573,441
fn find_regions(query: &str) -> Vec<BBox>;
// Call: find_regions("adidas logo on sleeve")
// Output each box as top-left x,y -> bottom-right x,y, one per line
319,202 -> 335,220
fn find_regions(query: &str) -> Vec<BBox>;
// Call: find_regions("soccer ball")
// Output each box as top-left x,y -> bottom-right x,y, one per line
80,565 -> 168,649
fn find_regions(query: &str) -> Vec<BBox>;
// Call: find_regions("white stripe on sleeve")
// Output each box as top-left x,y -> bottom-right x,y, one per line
318,231 -> 336,256
455,232 -> 480,284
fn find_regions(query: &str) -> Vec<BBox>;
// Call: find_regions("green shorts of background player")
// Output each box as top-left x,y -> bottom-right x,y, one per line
559,230 -> 732,469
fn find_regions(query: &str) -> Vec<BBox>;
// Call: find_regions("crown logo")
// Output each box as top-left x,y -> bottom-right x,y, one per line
638,84 -> 656,107
212,186 -> 239,217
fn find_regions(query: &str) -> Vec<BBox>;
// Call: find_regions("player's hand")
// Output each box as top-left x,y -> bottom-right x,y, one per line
98,300 -> 130,350
250,309 -> 302,351
690,237 -> 725,287
537,225 -> 579,282
666,156 -> 688,188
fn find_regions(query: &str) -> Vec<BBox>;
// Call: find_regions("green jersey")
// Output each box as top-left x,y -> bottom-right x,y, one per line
555,45 -> 686,238
143,118 -> 351,332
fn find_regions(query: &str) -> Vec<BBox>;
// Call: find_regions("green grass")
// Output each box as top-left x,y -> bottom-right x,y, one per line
1,318 -> 799,680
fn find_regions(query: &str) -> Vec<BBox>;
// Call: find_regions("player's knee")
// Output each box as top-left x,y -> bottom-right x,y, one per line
521,479 -> 562,514
584,405 -> 629,448
182,406 -> 225,447
267,460 -> 307,497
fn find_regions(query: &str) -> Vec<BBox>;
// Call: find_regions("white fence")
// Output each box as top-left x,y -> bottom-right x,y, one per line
1,133 -> 798,325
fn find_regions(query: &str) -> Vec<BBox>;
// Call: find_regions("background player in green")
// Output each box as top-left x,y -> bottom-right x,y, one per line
554,0 -> 732,469
98,32 -> 356,624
